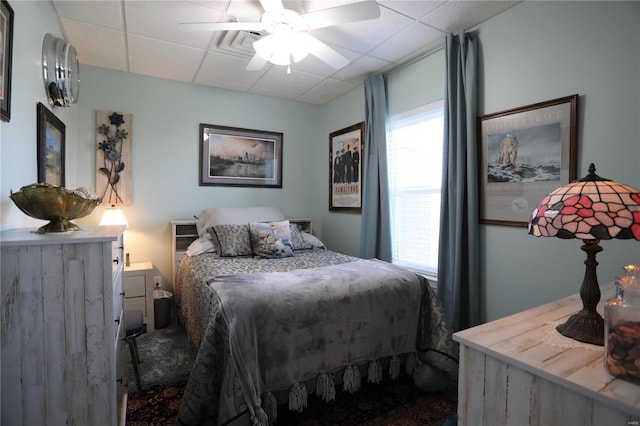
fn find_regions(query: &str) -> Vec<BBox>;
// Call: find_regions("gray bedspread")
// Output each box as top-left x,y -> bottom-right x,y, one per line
175,250 -> 457,426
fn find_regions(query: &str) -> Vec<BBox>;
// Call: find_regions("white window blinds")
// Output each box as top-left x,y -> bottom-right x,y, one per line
386,100 -> 444,277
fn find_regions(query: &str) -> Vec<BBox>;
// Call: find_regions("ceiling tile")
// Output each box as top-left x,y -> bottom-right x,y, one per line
195,51 -> 267,91
331,55 -> 391,84
53,0 -> 124,30
251,67 -> 325,99
125,1 -> 223,50
298,78 -> 358,104
224,0 -> 265,22
127,35 -> 205,82
368,22 -> 443,62
421,1 -> 519,33
378,0 -> 445,19
310,6 -> 415,53
60,18 -> 128,70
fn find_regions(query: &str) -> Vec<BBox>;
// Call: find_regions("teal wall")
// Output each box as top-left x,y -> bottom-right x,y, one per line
1,1 -> 639,323
74,67 -> 322,283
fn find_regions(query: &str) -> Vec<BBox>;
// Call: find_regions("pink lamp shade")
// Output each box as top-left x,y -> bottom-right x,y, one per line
528,163 -> 640,346
529,164 -> 640,240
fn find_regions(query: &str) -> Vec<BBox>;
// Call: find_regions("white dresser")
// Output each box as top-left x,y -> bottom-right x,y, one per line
453,284 -> 640,426
1,225 -> 127,426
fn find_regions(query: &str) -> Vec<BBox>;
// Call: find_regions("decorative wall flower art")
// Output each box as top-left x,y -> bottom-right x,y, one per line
96,110 -> 132,205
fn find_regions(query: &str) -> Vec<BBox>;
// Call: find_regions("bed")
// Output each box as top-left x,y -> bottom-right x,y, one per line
173,207 -> 458,426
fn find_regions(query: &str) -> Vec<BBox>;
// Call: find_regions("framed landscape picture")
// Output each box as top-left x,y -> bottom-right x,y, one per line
199,124 -> 283,188
478,94 -> 578,226
329,122 -> 364,212
37,102 -> 65,186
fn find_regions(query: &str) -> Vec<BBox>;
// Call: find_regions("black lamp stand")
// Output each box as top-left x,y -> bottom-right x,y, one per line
555,239 -> 604,346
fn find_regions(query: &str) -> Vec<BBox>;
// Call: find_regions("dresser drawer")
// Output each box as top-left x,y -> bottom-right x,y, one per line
126,275 -> 146,297
126,296 -> 147,316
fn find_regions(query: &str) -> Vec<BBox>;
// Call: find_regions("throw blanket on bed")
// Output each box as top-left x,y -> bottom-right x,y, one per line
210,258 -> 422,425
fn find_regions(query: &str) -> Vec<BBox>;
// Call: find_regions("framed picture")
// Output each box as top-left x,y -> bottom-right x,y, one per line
37,102 -> 66,186
329,122 -> 364,212
478,94 -> 578,226
199,124 -> 283,188
1,0 -> 14,122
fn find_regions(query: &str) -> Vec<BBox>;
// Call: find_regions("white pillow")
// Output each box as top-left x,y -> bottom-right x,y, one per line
186,235 -> 218,257
302,231 -> 326,249
194,206 -> 285,238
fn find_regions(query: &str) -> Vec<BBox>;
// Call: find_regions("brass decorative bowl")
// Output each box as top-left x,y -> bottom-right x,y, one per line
10,183 -> 102,233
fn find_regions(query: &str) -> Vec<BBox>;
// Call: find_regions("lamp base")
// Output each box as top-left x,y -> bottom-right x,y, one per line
556,310 -> 604,346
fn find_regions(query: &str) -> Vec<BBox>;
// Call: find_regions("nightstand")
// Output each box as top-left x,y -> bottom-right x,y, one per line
124,261 -> 155,332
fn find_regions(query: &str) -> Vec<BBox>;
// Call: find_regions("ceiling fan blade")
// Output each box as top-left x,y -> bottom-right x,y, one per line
178,21 -> 266,32
298,33 -> 349,70
247,52 -> 269,71
259,0 -> 284,13
300,1 -> 380,30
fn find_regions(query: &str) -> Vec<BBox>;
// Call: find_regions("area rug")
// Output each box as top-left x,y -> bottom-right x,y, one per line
125,327 -> 197,392
126,327 -> 458,425
127,379 -> 457,426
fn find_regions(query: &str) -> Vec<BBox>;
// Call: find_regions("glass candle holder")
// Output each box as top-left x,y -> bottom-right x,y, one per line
604,275 -> 640,383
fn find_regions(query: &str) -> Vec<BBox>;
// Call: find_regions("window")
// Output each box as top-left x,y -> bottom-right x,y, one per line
386,100 -> 444,278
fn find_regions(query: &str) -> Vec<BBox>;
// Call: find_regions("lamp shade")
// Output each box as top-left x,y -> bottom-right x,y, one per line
99,205 -> 128,227
529,163 -> 640,241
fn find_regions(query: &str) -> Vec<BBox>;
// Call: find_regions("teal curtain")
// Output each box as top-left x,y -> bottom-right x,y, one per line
360,74 -> 392,261
437,32 -> 481,331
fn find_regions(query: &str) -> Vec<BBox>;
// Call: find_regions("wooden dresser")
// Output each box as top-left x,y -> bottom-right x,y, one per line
453,284 -> 640,425
1,225 -> 127,426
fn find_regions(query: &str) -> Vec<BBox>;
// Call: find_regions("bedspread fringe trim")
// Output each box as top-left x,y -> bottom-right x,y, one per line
259,352 -> 420,425
405,352 -> 423,376
316,373 -> 336,402
288,382 -> 308,413
343,365 -> 361,393
390,355 -> 400,380
262,393 -> 277,426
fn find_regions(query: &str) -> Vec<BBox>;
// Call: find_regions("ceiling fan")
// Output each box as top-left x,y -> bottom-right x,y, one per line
179,0 -> 381,71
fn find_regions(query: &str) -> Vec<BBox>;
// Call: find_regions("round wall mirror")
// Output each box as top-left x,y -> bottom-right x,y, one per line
42,33 -> 80,107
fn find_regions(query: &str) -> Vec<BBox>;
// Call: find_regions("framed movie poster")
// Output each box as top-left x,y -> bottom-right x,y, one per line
329,122 -> 364,212
478,94 -> 578,226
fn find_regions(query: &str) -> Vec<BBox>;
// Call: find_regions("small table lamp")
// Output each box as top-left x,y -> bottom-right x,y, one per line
99,205 -> 129,227
528,163 -> 640,346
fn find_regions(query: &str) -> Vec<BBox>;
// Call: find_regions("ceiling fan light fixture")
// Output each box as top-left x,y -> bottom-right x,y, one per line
253,33 -> 309,66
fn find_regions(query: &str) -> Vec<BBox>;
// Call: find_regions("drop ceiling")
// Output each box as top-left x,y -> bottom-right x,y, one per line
52,0 -> 519,105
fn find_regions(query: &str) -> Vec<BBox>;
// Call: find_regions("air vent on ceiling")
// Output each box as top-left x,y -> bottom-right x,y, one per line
217,30 -> 264,58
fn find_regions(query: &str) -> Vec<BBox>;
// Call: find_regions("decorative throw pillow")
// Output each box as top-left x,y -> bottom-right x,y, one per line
289,224 -> 313,250
302,231 -> 326,249
185,235 -> 218,257
212,224 -> 252,257
249,220 -> 294,258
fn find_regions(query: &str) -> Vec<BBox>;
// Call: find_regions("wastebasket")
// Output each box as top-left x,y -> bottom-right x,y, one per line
154,289 -> 173,329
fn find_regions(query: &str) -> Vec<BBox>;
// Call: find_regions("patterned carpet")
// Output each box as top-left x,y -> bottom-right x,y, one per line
126,328 -> 458,426
127,377 -> 457,425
